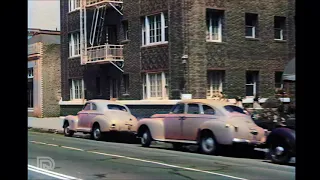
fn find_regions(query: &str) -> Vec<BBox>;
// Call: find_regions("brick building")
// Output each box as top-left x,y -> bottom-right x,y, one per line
60,0 -> 295,114
28,28 -> 61,117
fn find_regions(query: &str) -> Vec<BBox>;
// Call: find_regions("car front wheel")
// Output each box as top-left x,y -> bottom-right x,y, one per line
199,134 -> 219,155
141,129 -> 152,147
269,138 -> 292,164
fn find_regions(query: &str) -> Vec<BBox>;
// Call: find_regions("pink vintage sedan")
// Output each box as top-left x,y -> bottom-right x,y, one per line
137,99 -> 267,155
63,100 -> 138,141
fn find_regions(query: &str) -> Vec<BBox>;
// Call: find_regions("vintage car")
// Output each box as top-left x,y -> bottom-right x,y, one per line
62,100 -> 138,141
136,99 -> 267,155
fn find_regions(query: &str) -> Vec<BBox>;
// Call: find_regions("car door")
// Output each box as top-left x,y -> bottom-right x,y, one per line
181,103 -> 203,141
86,102 -> 101,129
163,103 -> 186,140
78,103 -> 91,129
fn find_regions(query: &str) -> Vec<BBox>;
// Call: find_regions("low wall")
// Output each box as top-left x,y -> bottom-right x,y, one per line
60,104 -> 173,119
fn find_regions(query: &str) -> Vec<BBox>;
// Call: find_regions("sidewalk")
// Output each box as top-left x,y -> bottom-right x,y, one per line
28,117 -> 64,134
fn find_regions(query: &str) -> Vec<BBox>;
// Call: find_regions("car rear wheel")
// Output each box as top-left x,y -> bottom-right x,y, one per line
63,122 -> 74,137
269,138 -> 292,164
141,129 -> 152,147
91,124 -> 104,141
199,133 -> 219,155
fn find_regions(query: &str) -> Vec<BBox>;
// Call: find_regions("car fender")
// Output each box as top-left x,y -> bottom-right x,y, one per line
137,118 -> 165,140
91,115 -> 110,132
198,120 -> 233,145
267,127 -> 295,154
63,115 -> 79,131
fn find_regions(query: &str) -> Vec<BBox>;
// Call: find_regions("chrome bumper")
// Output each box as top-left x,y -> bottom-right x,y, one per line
232,138 -> 264,146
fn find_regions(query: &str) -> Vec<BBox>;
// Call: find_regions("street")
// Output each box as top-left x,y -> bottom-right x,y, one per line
28,131 -> 295,180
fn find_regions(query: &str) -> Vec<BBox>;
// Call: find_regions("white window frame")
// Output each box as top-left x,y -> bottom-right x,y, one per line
207,71 -> 224,98
245,14 -> 257,38
70,79 -> 84,100
207,11 -> 222,42
69,0 -> 80,12
142,12 -> 168,46
245,72 -> 259,97
69,33 -> 80,58
274,17 -> 285,40
143,72 -> 168,100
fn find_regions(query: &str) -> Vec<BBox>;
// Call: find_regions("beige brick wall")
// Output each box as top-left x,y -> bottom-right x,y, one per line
41,44 -> 61,117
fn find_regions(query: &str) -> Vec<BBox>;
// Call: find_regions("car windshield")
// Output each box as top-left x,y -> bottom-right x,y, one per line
107,104 -> 128,112
224,105 -> 246,114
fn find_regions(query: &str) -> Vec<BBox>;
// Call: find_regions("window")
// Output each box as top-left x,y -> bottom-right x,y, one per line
96,77 -> 101,95
207,71 -> 225,98
92,103 -> 97,110
69,0 -> 80,12
69,33 -> 80,57
224,105 -> 246,114
275,71 -> 283,89
142,12 -> 168,46
107,104 -> 128,112
202,105 -> 215,115
110,79 -> 119,99
70,79 -> 84,100
206,10 -> 223,42
123,74 -> 129,94
246,71 -> 259,97
245,13 -> 258,38
142,72 -> 168,99
83,103 -> 91,111
28,68 -> 34,79
171,104 -> 185,114
187,104 -> 200,114
122,21 -> 129,40
274,16 -> 286,40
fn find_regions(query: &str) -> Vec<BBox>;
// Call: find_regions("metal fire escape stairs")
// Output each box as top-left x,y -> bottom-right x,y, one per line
80,0 -> 124,72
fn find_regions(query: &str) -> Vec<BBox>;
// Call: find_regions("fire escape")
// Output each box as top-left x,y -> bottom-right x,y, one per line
80,0 -> 124,72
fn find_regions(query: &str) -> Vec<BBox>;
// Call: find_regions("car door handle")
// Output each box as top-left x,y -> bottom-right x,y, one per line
179,117 -> 185,120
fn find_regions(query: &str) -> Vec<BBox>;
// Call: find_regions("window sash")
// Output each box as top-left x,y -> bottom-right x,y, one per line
245,26 -> 255,38
69,0 -> 80,12
143,72 -> 167,99
207,13 -> 222,41
274,28 -> 283,40
207,71 -> 224,98
70,79 -> 84,100
143,13 -> 168,45
69,33 -> 80,57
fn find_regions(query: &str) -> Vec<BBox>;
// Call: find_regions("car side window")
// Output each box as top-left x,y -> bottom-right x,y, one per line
92,103 -> 97,110
107,104 -> 128,112
83,103 -> 91,111
187,103 -> 200,114
171,104 -> 185,114
202,105 -> 215,115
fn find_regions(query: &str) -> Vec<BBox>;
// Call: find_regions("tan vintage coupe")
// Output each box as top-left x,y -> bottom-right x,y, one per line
137,99 -> 267,155
63,100 -> 138,141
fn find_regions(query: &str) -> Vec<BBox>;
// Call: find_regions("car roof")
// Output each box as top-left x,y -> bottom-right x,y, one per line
179,99 -> 235,108
87,99 -> 126,106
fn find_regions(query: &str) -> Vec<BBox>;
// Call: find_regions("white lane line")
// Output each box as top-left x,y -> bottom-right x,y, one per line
61,146 -> 84,151
87,151 -> 248,180
28,165 -> 81,180
29,141 -> 248,180
30,141 -> 46,145
47,143 -> 59,147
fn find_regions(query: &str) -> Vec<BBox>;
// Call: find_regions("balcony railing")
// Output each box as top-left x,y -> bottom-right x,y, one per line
86,44 -> 123,63
28,43 -> 41,56
86,0 -> 123,7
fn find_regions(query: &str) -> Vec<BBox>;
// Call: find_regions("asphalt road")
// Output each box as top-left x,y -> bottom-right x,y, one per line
28,131 -> 295,180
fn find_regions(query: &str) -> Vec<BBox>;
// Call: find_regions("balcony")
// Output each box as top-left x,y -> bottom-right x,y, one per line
86,0 -> 123,8
86,44 -> 123,64
28,43 -> 42,56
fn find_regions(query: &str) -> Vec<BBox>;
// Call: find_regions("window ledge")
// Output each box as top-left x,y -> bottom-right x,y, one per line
141,42 -> 168,48
274,39 -> 287,43
245,37 -> 260,41
59,99 -> 86,105
206,40 -> 227,44
120,40 -> 131,44
68,9 -> 80,14
68,55 -> 81,60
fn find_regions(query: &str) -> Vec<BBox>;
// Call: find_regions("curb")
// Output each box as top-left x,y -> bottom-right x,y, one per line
28,127 -> 64,135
